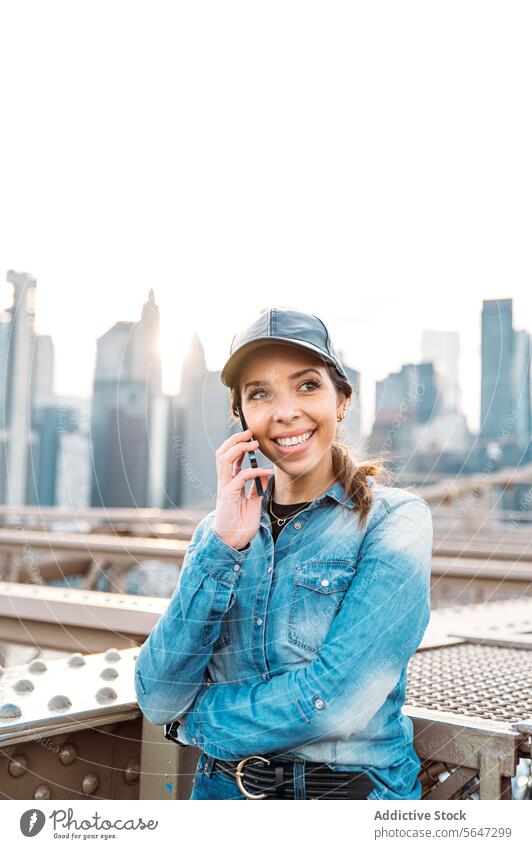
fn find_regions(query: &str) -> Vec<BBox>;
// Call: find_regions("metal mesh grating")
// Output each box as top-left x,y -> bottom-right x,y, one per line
406,643 -> 532,722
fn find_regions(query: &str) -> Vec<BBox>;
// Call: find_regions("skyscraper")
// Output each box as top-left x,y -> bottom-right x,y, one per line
173,332 -> 230,509
422,330 -> 461,414
0,271 -> 37,505
369,361 -> 442,471
480,299 -> 531,465
90,291 -> 163,507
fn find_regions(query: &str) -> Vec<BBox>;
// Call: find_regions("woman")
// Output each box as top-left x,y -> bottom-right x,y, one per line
135,307 -> 433,800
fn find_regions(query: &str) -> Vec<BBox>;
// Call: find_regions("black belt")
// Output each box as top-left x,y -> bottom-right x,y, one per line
209,754 -> 376,799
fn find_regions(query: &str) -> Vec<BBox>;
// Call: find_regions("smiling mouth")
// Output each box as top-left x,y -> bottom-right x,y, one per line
271,427 -> 318,452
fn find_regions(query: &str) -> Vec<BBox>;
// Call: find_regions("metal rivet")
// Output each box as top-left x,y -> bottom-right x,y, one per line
95,686 -> 117,702
100,667 -> 119,680
59,744 -> 77,766
294,522 -> 302,529
104,649 -> 121,662
124,760 -> 140,784
34,784 -> 52,799
256,618 -> 263,626
13,678 -> 34,693
9,755 -> 28,777
68,654 -> 86,667
48,694 -> 72,711
28,660 -> 47,673
81,773 -> 99,796
1,703 -> 22,719
320,579 -> 330,588
314,698 -> 325,709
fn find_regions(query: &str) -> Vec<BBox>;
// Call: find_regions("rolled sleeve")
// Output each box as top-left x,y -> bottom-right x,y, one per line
134,514 -> 250,727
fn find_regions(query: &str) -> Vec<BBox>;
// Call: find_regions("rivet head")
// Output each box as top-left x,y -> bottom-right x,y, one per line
95,686 -> 118,702
59,744 -> 78,766
81,773 -> 99,796
314,698 -> 325,710
320,579 -> 330,587
256,618 -> 263,625
28,659 -> 47,673
34,784 -> 52,800
124,759 -> 140,784
68,653 -> 86,667
1,702 -> 22,719
100,666 -> 119,680
104,649 -> 121,662
13,678 -> 34,693
294,522 -> 302,529
9,755 -> 28,777
48,694 -> 72,711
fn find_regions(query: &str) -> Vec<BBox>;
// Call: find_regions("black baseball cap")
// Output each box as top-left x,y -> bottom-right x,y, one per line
221,307 -> 348,388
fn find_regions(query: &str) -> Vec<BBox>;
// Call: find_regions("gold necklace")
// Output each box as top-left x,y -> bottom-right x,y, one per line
268,494 -> 311,527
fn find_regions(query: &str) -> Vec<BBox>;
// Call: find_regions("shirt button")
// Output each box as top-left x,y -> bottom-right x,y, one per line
256,617 -> 263,625
261,673 -> 268,680
267,565 -> 273,573
294,521 -> 302,529
233,564 -> 241,572
320,579 -> 329,587
314,698 -> 325,710
192,737 -> 197,744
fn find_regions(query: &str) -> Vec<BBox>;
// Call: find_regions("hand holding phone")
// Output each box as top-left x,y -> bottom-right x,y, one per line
212,413 -> 274,551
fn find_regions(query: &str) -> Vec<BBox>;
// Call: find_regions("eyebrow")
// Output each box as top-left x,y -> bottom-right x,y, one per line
243,368 -> 322,392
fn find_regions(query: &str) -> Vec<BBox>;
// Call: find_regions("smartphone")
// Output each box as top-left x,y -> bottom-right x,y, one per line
237,405 -> 264,497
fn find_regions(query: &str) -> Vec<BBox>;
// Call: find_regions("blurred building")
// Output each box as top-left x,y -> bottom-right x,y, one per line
0,271 -> 38,505
479,299 -> 531,467
369,361 -> 447,473
90,290 -> 164,508
168,332 -> 231,509
31,334 -> 55,408
55,399 -> 91,508
422,329 -> 461,414
336,349 -> 361,448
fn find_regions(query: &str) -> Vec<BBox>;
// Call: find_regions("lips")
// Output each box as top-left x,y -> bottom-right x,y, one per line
271,427 -> 318,455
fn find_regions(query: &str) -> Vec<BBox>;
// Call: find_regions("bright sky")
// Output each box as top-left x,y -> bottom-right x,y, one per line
1,1 -> 531,437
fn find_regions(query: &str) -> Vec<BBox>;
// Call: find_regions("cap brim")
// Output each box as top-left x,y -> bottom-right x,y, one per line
221,337 -> 337,388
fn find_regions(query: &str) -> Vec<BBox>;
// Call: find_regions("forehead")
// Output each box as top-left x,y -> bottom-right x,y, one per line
238,343 -> 327,388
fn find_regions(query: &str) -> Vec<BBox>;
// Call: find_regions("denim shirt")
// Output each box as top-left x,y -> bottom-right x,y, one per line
134,474 -> 433,800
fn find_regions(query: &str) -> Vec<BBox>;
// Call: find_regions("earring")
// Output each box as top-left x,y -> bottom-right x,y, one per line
337,409 -> 345,422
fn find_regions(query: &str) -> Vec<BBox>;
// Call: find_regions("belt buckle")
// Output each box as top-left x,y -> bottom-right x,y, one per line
235,755 -> 271,799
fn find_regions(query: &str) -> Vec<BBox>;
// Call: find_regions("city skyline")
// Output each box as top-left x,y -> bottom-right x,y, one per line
1,275 -> 530,439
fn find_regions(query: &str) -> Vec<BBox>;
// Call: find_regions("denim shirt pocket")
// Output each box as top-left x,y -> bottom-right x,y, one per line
287,560 -> 356,658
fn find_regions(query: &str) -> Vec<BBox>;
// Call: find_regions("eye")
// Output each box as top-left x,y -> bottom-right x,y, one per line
246,378 -> 321,401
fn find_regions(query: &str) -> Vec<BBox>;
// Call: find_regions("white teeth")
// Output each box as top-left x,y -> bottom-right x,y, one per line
275,430 -> 314,447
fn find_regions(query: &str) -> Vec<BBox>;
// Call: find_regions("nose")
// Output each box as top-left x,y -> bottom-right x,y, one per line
271,396 -> 302,424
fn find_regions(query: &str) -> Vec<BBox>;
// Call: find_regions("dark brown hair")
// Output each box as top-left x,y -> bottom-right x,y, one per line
229,358 -> 392,530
